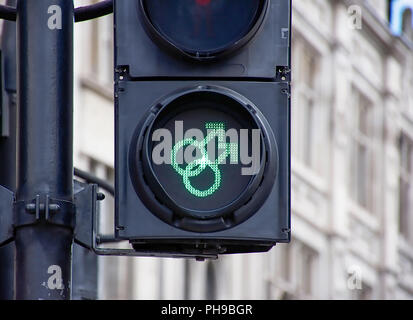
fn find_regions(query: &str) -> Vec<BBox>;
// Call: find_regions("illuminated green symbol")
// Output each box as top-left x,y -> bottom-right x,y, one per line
171,122 -> 238,198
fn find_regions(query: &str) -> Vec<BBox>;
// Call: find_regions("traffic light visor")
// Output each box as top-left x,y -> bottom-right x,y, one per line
139,0 -> 269,60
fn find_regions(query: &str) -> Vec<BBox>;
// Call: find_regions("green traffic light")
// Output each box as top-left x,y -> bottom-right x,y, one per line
170,122 -> 239,198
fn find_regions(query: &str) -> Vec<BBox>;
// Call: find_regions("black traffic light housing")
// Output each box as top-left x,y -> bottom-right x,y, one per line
114,0 -> 291,256
115,0 -> 290,78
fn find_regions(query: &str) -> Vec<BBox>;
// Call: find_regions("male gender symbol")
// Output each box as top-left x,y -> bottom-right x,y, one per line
171,122 -> 238,198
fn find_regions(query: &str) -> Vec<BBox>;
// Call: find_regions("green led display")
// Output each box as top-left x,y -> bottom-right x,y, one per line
171,122 -> 238,198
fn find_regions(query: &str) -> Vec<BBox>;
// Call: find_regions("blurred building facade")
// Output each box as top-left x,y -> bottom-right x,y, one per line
73,0 -> 413,299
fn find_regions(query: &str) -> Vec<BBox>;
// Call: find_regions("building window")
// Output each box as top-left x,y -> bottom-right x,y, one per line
90,4 -> 113,87
399,134 -> 413,241
292,38 -> 326,175
298,244 -> 318,298
277,244 -> 291,283
351,283 -> 373,300
275,244 -> 294,300
205,262 -> 217,300
184,259 -> 192,300
402,9 -> 413,43
349,90 -> 376,212
271,241 -> 318,299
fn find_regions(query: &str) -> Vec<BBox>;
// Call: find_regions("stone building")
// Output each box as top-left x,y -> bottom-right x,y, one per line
72,0 -> 413,299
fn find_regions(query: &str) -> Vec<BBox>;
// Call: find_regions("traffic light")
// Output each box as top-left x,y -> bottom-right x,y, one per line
114,0 -> 291,255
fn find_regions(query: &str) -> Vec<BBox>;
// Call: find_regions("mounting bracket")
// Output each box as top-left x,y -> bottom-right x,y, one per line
73,180 -> 217,260
0,184 -> 13,246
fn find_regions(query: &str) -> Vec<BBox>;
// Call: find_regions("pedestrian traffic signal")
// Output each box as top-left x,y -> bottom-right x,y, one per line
114,0 -> 291,256
129,86 -> 278,233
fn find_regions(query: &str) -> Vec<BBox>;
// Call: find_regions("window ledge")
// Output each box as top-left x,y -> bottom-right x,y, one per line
398,237 -> 413,260
348,201 -> 380,232
292,158 -> 329,196
80,77 -> 114,102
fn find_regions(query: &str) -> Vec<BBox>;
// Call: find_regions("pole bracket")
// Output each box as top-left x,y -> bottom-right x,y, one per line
0,184 -> 14,246
14,195 -> 75,229
73,180 -> 217,259
74,180 -> 98,249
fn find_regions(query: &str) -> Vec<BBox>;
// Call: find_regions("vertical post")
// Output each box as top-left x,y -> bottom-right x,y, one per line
72,244 -> 98,300
15,0 -> 74,300
0,0 -> 17,300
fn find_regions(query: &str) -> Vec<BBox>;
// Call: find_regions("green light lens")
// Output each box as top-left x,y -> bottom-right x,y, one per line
170,122 -> 238,198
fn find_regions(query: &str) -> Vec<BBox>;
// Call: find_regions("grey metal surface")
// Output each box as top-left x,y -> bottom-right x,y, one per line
0,0 -> 17,301
14,0 -> 75,300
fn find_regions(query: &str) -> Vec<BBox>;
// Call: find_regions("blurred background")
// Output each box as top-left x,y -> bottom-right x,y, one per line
1,0 -> 412,300
72,0 -> 413,300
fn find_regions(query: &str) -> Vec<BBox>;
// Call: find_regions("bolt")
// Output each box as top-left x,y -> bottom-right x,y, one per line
48,204 -> 60,213
97,193 -> 106,201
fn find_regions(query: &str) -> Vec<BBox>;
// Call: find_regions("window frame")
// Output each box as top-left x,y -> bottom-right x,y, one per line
291,36 -> 328,176
398,133 -> 413,242
348,88 -> 379,214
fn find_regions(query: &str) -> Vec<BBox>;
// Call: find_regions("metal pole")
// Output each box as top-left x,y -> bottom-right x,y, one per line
0,0 -> 17,300
15,0 -> 74,300
72,244 -> 98,300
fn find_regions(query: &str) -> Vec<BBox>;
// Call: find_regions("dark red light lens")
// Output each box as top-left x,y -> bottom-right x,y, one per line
141,0 -> 266,58
196,0 -> 211,6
